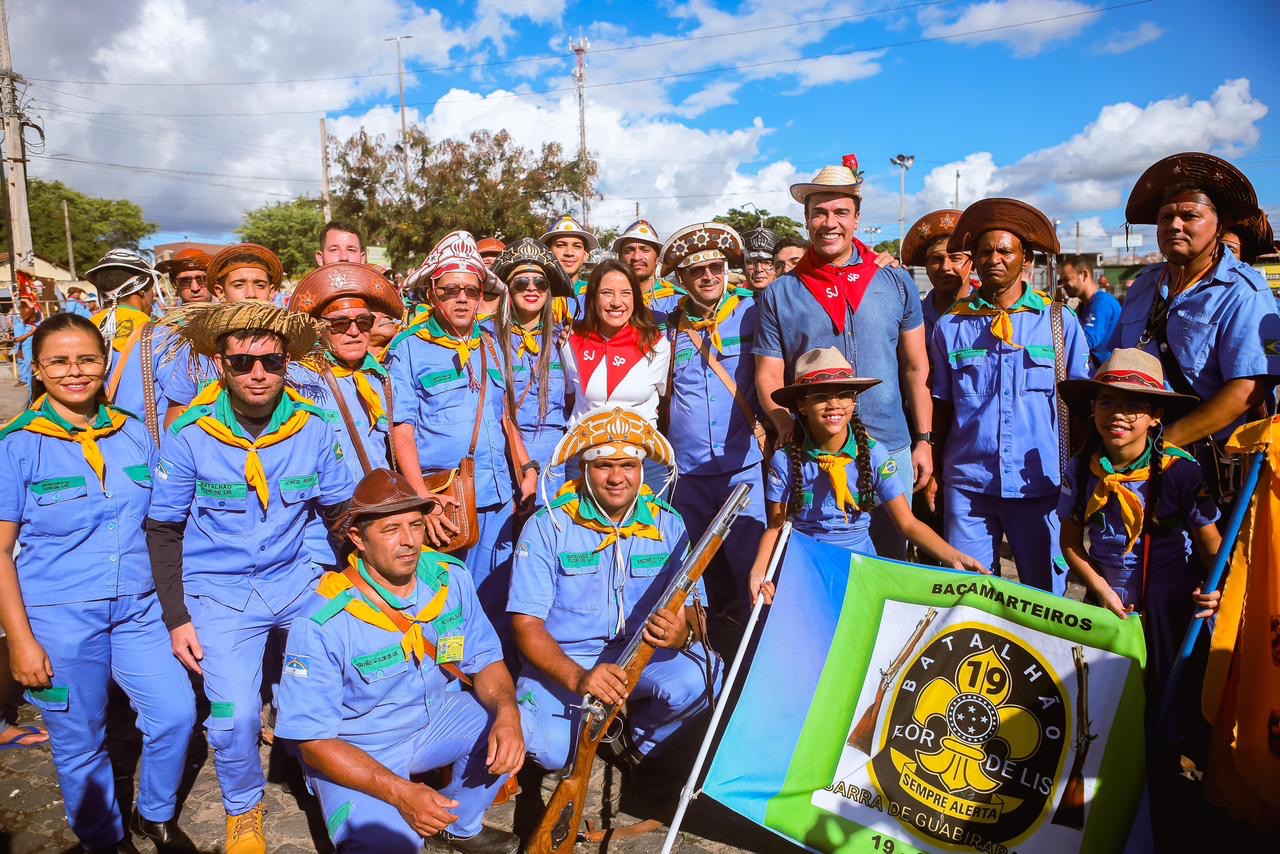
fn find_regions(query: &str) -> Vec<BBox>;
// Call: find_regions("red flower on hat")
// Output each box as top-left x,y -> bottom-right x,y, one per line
842,153 -> 859,171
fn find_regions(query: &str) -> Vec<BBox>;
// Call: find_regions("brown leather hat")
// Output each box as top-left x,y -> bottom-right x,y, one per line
902,209 -> 963,267
1124,152 -> 1258,226
946,198 -> 1061,255
156,247 -> 213,277
207,243 -> 284,290
335,468 -> 434,534
290,261 -> 403,318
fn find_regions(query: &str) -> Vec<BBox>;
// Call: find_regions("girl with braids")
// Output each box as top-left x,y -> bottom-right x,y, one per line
750,348 -> 983,604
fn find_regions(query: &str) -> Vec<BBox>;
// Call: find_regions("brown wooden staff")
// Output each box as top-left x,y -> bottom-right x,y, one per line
847,607 -> 938,754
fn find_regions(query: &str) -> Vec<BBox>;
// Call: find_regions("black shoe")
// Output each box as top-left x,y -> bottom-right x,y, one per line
129,809 -> 199,854
436,825 -> 519,854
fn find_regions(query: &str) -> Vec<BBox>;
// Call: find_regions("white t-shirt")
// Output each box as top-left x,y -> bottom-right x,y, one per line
560,334 -> 671,426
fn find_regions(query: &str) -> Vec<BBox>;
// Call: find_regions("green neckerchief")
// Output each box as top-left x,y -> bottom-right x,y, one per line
353,552 -> 449,610
964,283 -> 1047,313
803,426 -> 874,461
1100,438 -> 1193,474
326,350 -> 388,379
571,483 -> 659,529
38,396 -> 115,432
425,314 -> 481,342
213,388 -> 295,441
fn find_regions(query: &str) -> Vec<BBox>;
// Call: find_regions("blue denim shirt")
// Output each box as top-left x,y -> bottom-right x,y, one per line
755,255 -> 922,451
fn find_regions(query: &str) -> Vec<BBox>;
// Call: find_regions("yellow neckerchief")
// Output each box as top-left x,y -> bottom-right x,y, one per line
13,395 -> 129,488
414,315 -> 481,367
316,551 -> 451,665
805,428 -> 866,521
511,319 -> 543,358
186,380 -> 312,510
92,305 -> 152,353
551,297 -> 573,325
1086,441 -> 1191,554
326,353 -> 388,429
677,289 -> 743,353
946,286 -> 1049,349
553,479 -> 665,553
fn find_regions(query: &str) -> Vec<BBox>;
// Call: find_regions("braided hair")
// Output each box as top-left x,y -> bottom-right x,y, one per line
849,409 -> 875,510
1070,418 -> 1166,535
787,407 -> 876,516
786,432 -> 805,517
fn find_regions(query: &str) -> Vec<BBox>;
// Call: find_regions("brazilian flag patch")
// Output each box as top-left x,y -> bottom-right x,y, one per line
878,459 -> 898,480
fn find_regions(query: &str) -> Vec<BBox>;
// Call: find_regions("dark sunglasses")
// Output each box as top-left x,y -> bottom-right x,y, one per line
436,286 -> 484,301
510,276 -> 549,293
224,353 -> 288,374
323,314 -> 375,333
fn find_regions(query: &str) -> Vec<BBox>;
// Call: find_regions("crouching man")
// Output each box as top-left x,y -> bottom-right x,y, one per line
276,468 -> 523,854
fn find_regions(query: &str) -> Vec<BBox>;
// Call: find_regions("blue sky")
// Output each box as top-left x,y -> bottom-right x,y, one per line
11,0 -> 1276,256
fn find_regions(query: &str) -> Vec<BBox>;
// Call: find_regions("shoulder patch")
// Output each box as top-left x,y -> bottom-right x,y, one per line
169,405 -> 211,435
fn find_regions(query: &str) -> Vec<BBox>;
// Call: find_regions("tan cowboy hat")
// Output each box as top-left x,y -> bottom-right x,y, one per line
901,209 -> 963,267
772,347 -> 881,409
290,262 -> 404,319
334,468 -> 436,534
1058,348 -> 1197,418
789,154 -> 864,205
165,299 -> 319,360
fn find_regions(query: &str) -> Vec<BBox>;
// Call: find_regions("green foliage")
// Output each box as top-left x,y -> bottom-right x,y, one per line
11,178 -> 156,274
236,197 -> 326,278
873,238 -> 901,256
329,127 -> 594,269
712,207 -> 804,241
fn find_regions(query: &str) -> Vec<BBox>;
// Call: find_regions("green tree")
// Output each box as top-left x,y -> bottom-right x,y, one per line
236,197 -> 326,278
873,238 -> 901,257
329,127 -> 594,269
713,207 -> 804,241
10,178 -> 156,274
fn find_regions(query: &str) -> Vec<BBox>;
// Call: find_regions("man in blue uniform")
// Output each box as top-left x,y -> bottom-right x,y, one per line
61,285 -> 94,317
146,300 -> 357,854
510,407 -> 721,777
930,198 -> 1090,593
661,222 -> 766,625
1057,255 -> 1120,368
612,219 -> 684,327
276,468 -> 522,854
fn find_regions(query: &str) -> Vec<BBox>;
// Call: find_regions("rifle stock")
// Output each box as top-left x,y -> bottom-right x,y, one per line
528,483 -> 752,854
1052,645 -> 1092,828
847,608 -> 938,754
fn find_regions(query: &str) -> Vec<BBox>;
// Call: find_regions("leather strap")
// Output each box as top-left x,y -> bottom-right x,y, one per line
320,364 -> 375,475
1051,299 -> 1069,481
683,326 -> 767,454
340,564 -> 472,686
381,372 -> 397,471
104,321 -> 147,404
139,322 -> 160,444
467,334 -> 489,459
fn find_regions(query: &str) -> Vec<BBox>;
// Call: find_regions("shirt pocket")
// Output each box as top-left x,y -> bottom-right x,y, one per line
352,644 -> 411,684
1022,345 -> 1058,393
555,550 -> 603,614
948,348 -> 995,397
417,369 -> 473,426
29,477 -> 91,536
629,551 -> 669,578
1170,313 -> 1215,379
193,481 -> 249,535
279,473 -> 320,506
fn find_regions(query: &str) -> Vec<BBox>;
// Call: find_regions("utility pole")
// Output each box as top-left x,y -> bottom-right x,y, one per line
385,35 -> 412,189
571,35 -> 590,228
1075,220 -> 1080,254
62,199 -> 75,278
889,154 -> 915,256
954,170 -> 960,209
319,117 -> 333,221
0,0 -> 33,278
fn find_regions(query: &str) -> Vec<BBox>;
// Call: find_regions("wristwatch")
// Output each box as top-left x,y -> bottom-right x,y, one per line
913,431 -> 935,445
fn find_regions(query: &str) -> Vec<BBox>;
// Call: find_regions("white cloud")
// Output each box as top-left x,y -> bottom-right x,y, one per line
919,0 -> 1101,58
671,82 -> 742,119
1094,21 -> 1164,54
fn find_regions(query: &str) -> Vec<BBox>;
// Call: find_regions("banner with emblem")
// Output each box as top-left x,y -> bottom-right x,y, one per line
703,532 -> 1148,853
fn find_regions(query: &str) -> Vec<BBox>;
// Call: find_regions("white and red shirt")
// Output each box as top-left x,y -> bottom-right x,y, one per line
561,325 -> 671,426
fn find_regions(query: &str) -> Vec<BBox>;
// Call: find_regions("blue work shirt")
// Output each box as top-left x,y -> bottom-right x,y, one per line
508,484 -> 695,659
148,388 -> 356,612
108,325 -> 194,427
288,355 -> 392,475
930,285 -> 1090,498
0,401 -> 156,606
388,320 -> 512,508
765,430 -> 903,551
755,253 -> 922,451
159,345 -> 219,410
502,327 -> 570,460
667,289 -> 763,475
62,299 -> 93,318
1111,248 -> 1280,437
1077,289 -> 1122,367
276,551 -> 502,755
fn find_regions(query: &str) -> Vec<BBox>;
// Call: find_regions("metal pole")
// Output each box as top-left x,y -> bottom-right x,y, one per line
954,169 -> 960,209
1075,221 -> 1080,254
319,116 -> 333,222
571,36 -> 590,228
899,166 -> 906,250
385,35 -> 412,189
62,198 -> 75,278
0,0 -> 33,278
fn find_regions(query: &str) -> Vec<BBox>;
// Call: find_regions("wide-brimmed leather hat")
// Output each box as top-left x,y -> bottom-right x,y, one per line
742,226 -> 780,260
476,237 -> 506,257
335,468 -> 436,534
611,219 -> 663,254
156,248 -> 213,277
946,198 -> 1061,255
85,248 -> 158,299
902,209 -> 963,267
290,262 -> 403,318
1124,152 -> 1258,226
659,222 -> 744,278
206,243 -> 284,290
492,238 -> 572,297
1058,348 -> 1197,418
772,347 -> 881,409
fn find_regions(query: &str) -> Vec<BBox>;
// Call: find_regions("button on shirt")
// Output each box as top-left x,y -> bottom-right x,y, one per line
148,389 -> 356,612
1076,289 -> 1122,367
0,404 -> 157,605
755,256 -> 922,450
930,286 -> 1090,498
668,290 -> 763,475
275,552 -> 502,755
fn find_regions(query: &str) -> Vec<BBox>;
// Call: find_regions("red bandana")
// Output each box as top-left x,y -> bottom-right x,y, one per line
569,324 -> 647,398
793,238 -> 881,333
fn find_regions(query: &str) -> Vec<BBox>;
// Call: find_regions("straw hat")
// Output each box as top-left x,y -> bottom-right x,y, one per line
1125,152 -> 1258,226
611,219 -> 663,253
789,154 -> 865,205
334,468 -> 436,534
290,262 -> 403,318
946,198 -> 1061,255
901,209 -> 963,267
166,299 -> 319,359
206,243 -> 284,290
772,347 -> 881,408
659,222 -> 744,278
1057,348 -> 1197,418
540,214 -> 600,251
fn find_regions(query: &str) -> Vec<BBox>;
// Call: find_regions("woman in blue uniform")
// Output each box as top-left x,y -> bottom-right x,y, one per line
0,313 -> 195,853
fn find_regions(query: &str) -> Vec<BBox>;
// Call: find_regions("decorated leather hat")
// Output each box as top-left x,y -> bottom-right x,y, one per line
946,198 -> 1061,255
156,247 -> 213,277
742,226 -> 780,260
1058,348 -> 1197,418
772,347 -> 881,409
411,230 -> 488,284
85,248 -> 158,299
611,219 -> 663,253
334,468 -> 437,534
902,209 -> 963,267
290,261 -> 404,318
164,299 -> 319,360
492,238 -> 573,297
1124,152 -> 1258,226
659,222 -> 745,278
206,243 -> 284,290
790,154 -> 865,205
540,214 -> 600,251
550,406 -> 675,469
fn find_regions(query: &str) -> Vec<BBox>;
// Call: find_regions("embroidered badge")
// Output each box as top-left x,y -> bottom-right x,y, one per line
516,541 -> 530,559
878,459 -> 898,480
334,442 -> 345,462
283,654 -> 311,678
156,460 -> 171,481
1265,339 -> 1280,357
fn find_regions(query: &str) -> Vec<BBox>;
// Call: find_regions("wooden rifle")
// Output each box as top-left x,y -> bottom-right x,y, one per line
528,482 -> 753,854
1052,645 -> 1094,828
847,607 -> 938,754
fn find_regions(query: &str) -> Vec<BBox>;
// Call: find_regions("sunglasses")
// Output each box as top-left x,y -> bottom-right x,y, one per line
223,353 -> 288,374
510,276 -> 549,293
436,286 -> 483,301
323,314 -> 375,333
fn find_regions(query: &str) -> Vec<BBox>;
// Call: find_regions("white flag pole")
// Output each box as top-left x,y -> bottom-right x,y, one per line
660,522 -> 794,854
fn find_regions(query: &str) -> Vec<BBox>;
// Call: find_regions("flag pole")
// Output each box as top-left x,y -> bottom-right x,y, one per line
660,522 -> 793,854
1153,451 -> 1264,732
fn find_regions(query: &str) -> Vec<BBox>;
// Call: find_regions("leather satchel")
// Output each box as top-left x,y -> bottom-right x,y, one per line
421,341 -> 489,554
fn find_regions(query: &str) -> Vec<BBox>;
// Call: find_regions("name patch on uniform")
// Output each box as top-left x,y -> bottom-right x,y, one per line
283,654 -> 311,678
559,550 -> 600,570
436,635 -> 465,664
721,335 -> 747,348
421,369 -> 462,389
1026,344 -> 1056,361
280,473 -> 319,492
434,605 -> 464,636
123,465 -> 152,485
30,476 -> 86,495
196,480 -> 248,499
550,361 -> 563,371
674,349 -> 695,366
948,347 -> 988,366
630,552 -> 668,570
352,644 -> 406,677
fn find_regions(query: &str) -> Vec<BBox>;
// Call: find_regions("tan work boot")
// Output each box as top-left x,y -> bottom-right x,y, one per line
225,801 -> 267,854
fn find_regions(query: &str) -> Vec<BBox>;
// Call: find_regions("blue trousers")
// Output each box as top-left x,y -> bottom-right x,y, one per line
306,691 -> 507,852
188,585 -> 314,815
517,643 -> 721,773
25,594 -> 195,851
671,464 -> 766,621
464,501 -> 515,638
944,485 -> 1067,595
